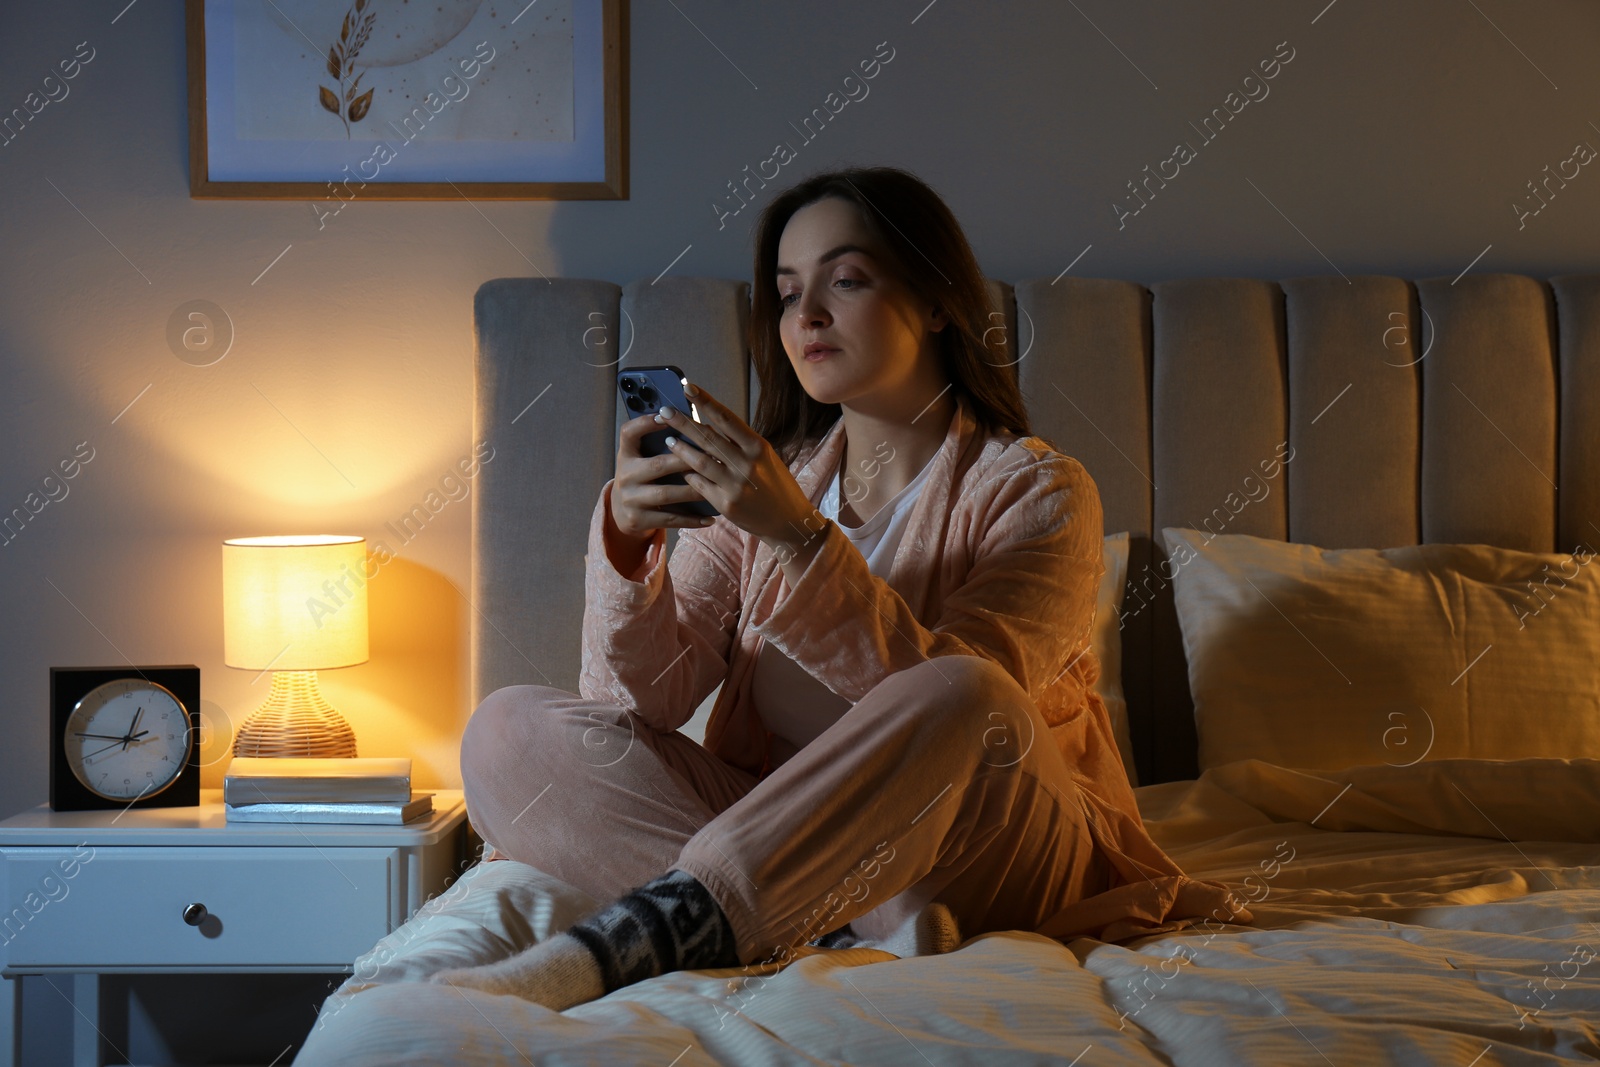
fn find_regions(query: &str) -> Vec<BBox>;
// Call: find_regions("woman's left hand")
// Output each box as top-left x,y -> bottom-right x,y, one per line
657,382 -> 823,551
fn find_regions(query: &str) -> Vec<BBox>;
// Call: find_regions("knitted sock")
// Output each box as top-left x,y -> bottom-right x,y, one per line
567,867 -> 741,990
811,923 -> 858,949
429,868 -> 739,1009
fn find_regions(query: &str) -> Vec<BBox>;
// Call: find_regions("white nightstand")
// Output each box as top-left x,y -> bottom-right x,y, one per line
0,788 -> 469,1067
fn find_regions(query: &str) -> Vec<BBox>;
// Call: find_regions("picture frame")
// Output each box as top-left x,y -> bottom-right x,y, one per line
184,0 -> 628,200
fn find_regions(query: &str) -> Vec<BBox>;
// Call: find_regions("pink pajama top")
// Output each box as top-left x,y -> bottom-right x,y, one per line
579,396 -> 1251,944
750,433 -> 940,766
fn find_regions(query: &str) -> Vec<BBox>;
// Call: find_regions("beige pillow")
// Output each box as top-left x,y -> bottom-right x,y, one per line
1162,527 -> 1600,773
1092,532 -> 1137,786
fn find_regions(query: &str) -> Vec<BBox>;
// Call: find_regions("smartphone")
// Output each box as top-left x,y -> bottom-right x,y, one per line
617,364 -> 719,518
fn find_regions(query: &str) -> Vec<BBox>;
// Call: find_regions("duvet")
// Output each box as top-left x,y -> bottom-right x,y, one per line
294,756 -> 1600,1065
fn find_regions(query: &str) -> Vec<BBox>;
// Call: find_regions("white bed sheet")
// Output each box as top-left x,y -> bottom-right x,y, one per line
293,757 -> 1600,1065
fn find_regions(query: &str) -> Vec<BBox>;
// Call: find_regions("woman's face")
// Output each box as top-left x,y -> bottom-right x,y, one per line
775,197 -> 947,411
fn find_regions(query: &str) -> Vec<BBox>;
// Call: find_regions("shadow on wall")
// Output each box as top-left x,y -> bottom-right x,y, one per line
337,554 -> 466,783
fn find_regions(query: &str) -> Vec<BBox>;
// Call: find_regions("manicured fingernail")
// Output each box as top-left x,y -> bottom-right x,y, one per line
658,405 -> 675,420
684,382 -> 699,396
664,435 -> 677,447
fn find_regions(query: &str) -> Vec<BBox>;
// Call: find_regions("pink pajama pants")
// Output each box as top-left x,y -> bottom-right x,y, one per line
459,655 -> 1112,965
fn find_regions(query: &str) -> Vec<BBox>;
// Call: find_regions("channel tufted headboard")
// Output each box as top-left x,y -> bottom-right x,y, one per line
471,273 -> 1600,786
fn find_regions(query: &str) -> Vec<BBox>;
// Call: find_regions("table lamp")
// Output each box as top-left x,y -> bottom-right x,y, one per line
222,534 -> 368,758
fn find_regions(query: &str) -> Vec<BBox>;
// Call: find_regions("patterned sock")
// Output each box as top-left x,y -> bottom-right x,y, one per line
811,923 -> 858,949
566,867 -> 741,991
428,869 -> 739,1010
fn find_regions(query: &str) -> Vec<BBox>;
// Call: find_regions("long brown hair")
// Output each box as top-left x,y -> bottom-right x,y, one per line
748,166 -> 1031,463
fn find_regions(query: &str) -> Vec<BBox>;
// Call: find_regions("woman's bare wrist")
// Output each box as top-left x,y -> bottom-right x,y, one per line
602,496 -> 655,578
765,508 -> 829,576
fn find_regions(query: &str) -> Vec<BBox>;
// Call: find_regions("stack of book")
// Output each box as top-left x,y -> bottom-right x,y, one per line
223,757 -> 433,824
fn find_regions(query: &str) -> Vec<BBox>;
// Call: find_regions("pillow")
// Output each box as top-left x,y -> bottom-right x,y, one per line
1162,527 -> 1600,773
1092,532 -> 1137,786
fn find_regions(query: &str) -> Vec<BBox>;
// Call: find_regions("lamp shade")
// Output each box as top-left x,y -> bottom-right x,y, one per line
223,535 -> 369,671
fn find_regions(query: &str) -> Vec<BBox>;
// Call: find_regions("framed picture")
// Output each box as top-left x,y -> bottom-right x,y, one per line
185,0 -> 627,200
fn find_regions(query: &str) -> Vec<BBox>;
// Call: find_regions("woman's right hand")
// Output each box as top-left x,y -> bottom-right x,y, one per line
608,412 -> 716,540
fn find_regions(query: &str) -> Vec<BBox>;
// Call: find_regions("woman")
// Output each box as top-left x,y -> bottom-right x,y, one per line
438,166 -> 1247,1009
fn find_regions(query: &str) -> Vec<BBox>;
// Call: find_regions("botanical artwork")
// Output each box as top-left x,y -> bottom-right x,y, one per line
191,0 -> 614,194
232,0 -> 574,144
321,0 -> 376,137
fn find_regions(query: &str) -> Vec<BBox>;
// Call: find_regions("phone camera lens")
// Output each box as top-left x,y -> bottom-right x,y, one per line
620,378 -> 636,393
639,386 -> 657,405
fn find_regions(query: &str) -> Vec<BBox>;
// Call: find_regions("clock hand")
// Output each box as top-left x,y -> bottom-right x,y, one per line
75,731 -> 132,741
83,738 -> 128,760
82,729 -> 151,760
123,707 -> 143,752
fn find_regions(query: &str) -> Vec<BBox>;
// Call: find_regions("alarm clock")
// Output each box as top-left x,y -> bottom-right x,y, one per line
50,665 -> 201,811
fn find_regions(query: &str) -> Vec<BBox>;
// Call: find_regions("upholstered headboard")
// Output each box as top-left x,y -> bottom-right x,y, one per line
472,273 -> 1600,786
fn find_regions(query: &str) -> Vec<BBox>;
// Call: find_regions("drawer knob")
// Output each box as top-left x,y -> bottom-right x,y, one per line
182,903 -> 208,926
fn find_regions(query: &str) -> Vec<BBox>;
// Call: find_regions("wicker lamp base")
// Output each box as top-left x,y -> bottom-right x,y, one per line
232,670 -> 358,758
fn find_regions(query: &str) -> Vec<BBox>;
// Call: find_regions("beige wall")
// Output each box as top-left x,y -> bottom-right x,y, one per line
5,0 -> 1600,826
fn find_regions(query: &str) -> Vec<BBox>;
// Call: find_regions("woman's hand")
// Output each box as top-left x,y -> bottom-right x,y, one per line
609,413 -> 717,539
659,382 -> 828,563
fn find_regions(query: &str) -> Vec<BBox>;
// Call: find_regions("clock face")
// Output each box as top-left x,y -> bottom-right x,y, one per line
63,679 -> 194,802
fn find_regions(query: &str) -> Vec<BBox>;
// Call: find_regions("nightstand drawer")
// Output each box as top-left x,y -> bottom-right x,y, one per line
2,846 -> 395,968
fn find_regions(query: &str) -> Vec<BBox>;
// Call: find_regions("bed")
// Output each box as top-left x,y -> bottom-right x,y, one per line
293,272 -> 1600,1064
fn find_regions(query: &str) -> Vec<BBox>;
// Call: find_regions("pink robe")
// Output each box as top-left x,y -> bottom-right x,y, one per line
579,396 -> 1251,944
